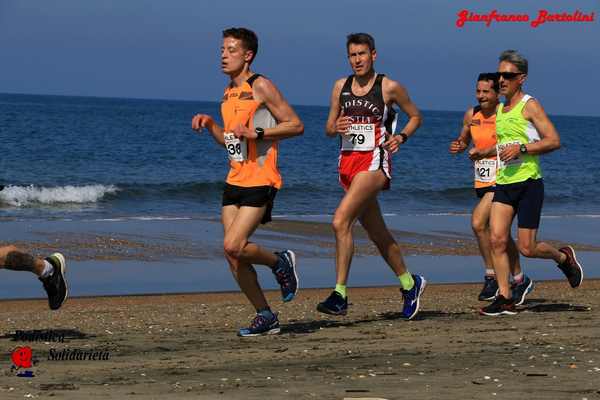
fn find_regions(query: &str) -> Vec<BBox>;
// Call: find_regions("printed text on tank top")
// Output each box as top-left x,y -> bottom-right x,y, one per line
339,74 -> 396,152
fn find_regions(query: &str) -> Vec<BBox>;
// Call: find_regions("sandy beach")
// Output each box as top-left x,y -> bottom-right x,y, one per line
1,280 -> 598,399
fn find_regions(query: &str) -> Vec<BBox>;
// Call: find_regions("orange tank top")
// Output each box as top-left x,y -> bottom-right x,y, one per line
470,106 -> 497,188
221,74 -> 282,189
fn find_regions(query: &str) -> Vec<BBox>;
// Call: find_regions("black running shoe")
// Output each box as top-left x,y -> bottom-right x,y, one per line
316,291 -> 348,316
511,275 -> 534,306
557,246 -> 583,288
39,253 -> 68,310
478,275 -> 499,301
479,294 -> 516,316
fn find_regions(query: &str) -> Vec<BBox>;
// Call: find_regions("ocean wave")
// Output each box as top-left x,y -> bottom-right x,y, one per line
0,184 -> 118,206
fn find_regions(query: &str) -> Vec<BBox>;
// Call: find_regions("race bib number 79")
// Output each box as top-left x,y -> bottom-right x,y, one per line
341,123 -> 376,151
224,132 -> 247,162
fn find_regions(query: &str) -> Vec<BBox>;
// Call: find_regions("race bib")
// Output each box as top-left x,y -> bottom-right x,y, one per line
474,158 -> 497,184
497,140 -> 522,169
341,123 -> 376,151
224,132 -> 247,162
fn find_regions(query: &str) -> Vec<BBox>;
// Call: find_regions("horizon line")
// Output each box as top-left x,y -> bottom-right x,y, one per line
1,91 -> 598,119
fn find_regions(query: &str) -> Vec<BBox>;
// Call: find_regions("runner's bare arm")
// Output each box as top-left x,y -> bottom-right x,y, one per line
522,99 -> 561,155
325,79 -> 352,137
499,99 -> 560,161
384,78 -> 422,137
246,77 -> 304,140
469,144 -> 497,160
450,108 -> 473,153
191,114 -> 226,146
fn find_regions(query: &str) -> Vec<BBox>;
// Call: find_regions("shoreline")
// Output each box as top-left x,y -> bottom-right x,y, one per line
2,277 -> 599,304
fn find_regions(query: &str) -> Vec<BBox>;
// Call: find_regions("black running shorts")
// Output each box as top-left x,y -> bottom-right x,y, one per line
475,186 -> 495,199
492,178 -> 544,229
222,183 -> 278,224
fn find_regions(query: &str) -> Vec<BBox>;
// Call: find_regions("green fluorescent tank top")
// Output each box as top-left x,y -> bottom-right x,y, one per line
495,94 -> 542,184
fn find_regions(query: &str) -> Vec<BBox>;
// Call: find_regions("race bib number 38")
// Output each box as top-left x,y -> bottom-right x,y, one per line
474,158 -> 497,183
224,132 -> 247,162
341,123 -> 376,151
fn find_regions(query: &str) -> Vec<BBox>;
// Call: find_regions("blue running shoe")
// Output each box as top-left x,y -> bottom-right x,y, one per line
401,274 -> 426,320
511,275 -> 534,306
238,310 -> 281,337
478,275 -> 499,301
316,290 -> 348,316
273,250 -> 299,302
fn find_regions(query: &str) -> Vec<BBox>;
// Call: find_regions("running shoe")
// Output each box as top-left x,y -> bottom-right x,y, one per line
316,291 -> 348,316
511,275 -> 534,306
238,310 -> 281,337
478,275 -> 499,301
273,250 -> 299,302
479,294 -> 517,316
401,274 -> 427,320
39,253 -> 68,310
557,246 -> 583,288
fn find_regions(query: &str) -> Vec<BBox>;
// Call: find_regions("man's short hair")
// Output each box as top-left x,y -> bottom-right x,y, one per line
346,33 -> 376,52
498,50 -> 528,74
478,72 -> 500,92
222,27 -> 258,64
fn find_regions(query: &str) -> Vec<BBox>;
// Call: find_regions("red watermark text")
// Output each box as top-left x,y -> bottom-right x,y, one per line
456,9 -> 596,28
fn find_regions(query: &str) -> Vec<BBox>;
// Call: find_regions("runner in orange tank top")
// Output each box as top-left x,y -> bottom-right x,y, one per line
191,28 -> 304,337
450,73 -> 524,304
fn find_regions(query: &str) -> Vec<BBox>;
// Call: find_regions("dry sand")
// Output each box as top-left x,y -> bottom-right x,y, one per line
1,280 -> 599,399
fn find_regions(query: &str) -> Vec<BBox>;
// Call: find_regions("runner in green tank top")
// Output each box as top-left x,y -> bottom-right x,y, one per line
480,50 -> 584,317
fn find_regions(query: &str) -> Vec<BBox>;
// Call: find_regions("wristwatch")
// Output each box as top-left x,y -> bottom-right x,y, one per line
394,132 -> 408,144
519,143 -> 528,154
255,127 -> 265,140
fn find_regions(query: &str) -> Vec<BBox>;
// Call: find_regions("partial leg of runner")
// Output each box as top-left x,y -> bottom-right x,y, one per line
222,205 -> 280,336
222,205 -> 270,311
358,195 -> 426,319
222,204 -> 299,336
517,228 -> 583,288
471,192 -> 498,300
316,171 -> 385,316
0,245 -> 44,275
358,198 -> 407,276
0,245 -> 68,310
482,202 -> 517,316
472,193 -> 530,303
507,234 -> 532,305
318,170 -> 425,319
331,171 -> 387,286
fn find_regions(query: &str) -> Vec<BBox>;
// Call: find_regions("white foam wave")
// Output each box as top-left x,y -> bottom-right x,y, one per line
130,216 -> 192,221
0,184 -> 118,206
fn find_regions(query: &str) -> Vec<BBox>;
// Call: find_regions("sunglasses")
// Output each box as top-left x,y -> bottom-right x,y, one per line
495,72 -> 524,80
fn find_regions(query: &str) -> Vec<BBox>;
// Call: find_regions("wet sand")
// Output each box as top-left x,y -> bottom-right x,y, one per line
1,280 -> 599,399
3,218 -> 600,262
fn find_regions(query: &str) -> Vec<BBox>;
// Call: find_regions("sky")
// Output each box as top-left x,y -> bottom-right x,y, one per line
0,0 -> 599,116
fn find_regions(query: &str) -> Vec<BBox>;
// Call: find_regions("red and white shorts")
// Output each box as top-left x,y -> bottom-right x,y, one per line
338,148 -> 391,191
